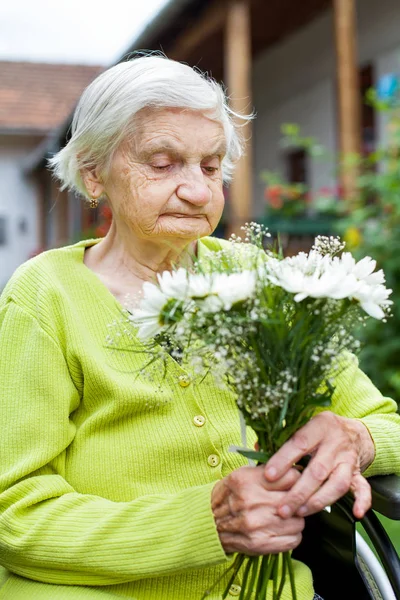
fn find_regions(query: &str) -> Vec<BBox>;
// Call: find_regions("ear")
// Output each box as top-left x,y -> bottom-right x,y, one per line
80,166 -> 105,200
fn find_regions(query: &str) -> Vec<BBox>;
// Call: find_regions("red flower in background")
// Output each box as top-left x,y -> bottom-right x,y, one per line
264,182 -> 307,215
265,185 -> 284,209
318,185 -> 344,199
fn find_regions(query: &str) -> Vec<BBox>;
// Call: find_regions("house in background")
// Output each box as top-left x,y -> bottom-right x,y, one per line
13,0 -> 400,276
0,61 -> 104,288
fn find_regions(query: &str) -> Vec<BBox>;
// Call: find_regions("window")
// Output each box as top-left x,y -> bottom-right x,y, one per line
285,148 -> 308,185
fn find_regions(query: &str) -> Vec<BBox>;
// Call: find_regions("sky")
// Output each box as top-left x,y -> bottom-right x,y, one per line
0,0 -> 170,65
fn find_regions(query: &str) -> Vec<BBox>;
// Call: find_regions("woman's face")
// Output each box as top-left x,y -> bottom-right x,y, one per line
96,107 -> 227,244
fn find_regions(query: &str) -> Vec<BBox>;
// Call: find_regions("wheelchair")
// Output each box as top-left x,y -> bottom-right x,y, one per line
292,474 -> 400,599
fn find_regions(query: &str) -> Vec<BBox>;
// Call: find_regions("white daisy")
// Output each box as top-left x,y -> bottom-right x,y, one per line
262,249 -> 392,319
187,273 -> 215,299
129,282 -> 176,340
212,271 -> 257,310
353,281 -> 393,319
156,268 -> 190,300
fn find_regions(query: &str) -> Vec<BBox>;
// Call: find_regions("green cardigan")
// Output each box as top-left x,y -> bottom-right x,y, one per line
0,238 -> 399,600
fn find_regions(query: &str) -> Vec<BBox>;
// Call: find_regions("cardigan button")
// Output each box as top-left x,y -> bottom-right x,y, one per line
207,454 -> 220,467
178,375 -> 191,387
193,415 -> 206,427
229,584 -> 241,596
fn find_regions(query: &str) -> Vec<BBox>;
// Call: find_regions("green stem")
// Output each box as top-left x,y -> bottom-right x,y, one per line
249,332 -> 270,386
271,553 -> 279,600
239,558 -> 253,600
255,555 -> 270,598
258,554 -> 277,600
245,556 -> 260,600
275,552 -> 287,600
286,552 -> 298,600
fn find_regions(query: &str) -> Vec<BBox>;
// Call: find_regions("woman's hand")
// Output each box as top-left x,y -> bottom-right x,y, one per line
264,411 -> 375,520
211,465 -> 305,555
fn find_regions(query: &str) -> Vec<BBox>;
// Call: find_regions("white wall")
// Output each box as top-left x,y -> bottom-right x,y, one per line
252,0 -> 400,217
0,135 -> 41,289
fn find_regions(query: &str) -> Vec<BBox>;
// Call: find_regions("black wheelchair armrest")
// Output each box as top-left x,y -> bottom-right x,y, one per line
292,475 -> 400,599
369,474 -> 400,519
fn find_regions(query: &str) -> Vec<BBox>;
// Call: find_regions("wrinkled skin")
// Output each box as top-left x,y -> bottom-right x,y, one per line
82,107 -> 226,303
212,466 -> 305,555
264,411 -> 374,520
212,411 -> 375,555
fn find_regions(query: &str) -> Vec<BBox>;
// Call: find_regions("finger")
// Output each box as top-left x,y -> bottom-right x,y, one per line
218,530 -> 304,556
227,465 -> 300,497
261,466 -> 302,492
293,461 -> 353,517
277,458 -> 352,518
351,473 -> 372,519
211,479 -> 229,508
264,423 -> 320,481
216,509 -> 304,536
212,502 -> 231,520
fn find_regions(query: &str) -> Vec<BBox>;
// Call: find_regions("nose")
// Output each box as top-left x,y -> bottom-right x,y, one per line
176,165 -> 211,206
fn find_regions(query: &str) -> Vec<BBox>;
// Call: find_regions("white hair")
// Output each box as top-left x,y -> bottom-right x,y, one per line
48,54 -> 253,200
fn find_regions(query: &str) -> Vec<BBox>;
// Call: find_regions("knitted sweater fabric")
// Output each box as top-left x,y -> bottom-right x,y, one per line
0,237 -> 400,600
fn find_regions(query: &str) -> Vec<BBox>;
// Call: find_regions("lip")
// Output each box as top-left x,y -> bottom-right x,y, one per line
162,213 -> 205,218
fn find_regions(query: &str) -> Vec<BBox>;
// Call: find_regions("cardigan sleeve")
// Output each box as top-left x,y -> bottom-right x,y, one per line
0,300 -> 227,586
327,352 -> 400,478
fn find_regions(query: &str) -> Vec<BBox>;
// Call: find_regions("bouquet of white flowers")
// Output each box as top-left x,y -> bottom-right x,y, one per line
129,223 -> 392,600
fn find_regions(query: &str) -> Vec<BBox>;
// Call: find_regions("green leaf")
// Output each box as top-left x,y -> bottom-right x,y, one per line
236,449 -> 271,463
281,123 -> 300,137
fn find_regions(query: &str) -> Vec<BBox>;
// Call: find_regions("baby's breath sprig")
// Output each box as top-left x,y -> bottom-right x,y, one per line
312,234 -> 346,256
126,224 -> 392,600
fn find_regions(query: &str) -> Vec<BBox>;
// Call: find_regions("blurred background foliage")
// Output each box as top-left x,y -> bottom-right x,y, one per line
261,81 -> 400,408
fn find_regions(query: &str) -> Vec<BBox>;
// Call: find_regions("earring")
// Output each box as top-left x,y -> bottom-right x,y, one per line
89,197 -> 99,209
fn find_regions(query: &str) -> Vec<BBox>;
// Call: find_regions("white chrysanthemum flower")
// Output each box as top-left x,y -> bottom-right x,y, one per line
157,268 -> 190,299
263,249 -> 392,320
350,255 -> 377,279
130,281 -> 188,340
129,282 -> 170,340
212,271 -> 257,310
353,281 -> 393,319
267,265 -> 306,295
293,271 -> 360,302
187,273 -> 215,298
283,250 -> 325,276
363,270 -> 386,286
332,253 -> 386,284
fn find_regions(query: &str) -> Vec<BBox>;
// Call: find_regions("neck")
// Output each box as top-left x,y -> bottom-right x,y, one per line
86,220 -> 197,285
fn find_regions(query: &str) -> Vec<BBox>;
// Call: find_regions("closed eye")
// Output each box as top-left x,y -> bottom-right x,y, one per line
152,164 -> 171,171
202,166 -> 219,174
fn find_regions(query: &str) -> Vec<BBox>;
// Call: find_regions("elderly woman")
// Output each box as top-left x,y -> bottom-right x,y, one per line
0,55 -> 399,600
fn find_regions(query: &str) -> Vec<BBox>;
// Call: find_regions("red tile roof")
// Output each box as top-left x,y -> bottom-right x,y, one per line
0,61 -> 105,132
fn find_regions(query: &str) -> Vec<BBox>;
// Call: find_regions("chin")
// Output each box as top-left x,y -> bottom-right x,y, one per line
159,217 -> 215,239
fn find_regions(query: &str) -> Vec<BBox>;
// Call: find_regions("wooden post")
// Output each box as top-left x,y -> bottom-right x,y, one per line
224,0 -> 253,235
333,0 -> 361,204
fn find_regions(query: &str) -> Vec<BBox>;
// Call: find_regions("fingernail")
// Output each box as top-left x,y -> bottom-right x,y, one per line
265,467 -> 277,479
279,505 -> 291,518
298,505 -> 307,516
